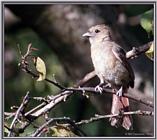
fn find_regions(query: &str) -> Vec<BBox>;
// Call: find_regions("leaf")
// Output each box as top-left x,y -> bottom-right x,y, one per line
49,125 -> 78,137
4,126 -> 10,135
34,57 -> 46,81
145,42 -> 154,61
140,9 -> 153,34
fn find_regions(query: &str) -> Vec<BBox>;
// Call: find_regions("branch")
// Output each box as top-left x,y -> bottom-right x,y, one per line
5,79 -> 152,136
19,45 -> 66,90
31,117 -> 86,137
8,92 -> 30,137
4,112 -> 16,120
126,41 -> 152,59
64,87 -> 154,108
25,85 -> 153,122
31,110 -> 153,137
75,110 -> 154,126
28,91 -> 73,118
75,71 -> 96,87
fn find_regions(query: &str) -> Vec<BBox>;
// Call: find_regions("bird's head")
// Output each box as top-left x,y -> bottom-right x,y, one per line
82,24 -> 111,44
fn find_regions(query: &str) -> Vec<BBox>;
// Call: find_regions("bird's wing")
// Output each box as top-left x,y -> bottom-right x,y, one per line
112,44 -> 135,88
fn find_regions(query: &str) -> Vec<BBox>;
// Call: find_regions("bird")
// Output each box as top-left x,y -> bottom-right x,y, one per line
82,24 -> 135,130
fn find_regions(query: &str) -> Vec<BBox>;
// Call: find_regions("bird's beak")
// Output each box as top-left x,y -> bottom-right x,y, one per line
82,32 -> 93,37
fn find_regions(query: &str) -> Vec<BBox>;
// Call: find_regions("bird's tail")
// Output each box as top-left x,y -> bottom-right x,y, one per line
110,94 -> 132,130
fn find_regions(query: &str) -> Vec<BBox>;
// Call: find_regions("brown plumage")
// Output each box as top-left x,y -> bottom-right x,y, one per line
83,24 -> 135,130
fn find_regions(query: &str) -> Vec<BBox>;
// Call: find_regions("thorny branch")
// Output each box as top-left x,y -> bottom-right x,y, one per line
31,110 -> 153,137
5,41 -> 153,137
31,117 -> 86,137
8,92 -> 30,137
75,110 -> 154,126
26,86 -> 153,119
18,44 -> 65,90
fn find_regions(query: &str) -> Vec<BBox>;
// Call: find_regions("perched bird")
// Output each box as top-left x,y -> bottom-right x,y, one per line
82,24 -> 135,130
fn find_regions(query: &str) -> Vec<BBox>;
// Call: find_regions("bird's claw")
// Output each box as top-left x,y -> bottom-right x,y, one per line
104,83 -> 111,88
95,85 -> 103,94
116,87 -> 123,97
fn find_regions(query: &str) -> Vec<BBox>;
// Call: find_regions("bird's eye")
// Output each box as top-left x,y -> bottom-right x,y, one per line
95,29 -> 100,33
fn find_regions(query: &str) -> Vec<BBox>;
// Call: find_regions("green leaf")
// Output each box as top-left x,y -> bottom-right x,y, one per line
140,9 -> 153,33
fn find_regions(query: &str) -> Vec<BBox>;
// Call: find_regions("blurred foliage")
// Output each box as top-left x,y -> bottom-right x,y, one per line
124,5 -> 153,17
48,125 -> 78,137
140,9 -> 153,34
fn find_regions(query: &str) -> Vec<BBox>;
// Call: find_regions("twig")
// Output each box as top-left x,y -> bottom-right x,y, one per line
75,110 -> 154,126
24,102 -> 46,117
8,92 -> 30,137
26,86 -> 153,122
18,44 -> 66,90
66,87 -> 154,108
31,117 -> 86,137
75,71 -> 96,87
4,112 -> 16,120
10,92 -> 74,134
4,124 -> 12,132
24,66 -> 66,90
28,91 -> 73,117
126,41 -> 152,59
6,85 -> 153,136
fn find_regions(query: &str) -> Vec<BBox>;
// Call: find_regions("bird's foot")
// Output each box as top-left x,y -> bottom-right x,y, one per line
95,85 -> 103,94
104,83 -> 111,88
116,86 -> 123,97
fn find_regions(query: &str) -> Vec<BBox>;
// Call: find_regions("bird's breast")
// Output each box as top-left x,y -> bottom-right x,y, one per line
91,45 -> 129,86
91,46 -> 116,72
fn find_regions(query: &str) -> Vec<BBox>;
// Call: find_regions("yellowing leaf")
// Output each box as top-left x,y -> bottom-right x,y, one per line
34,57 -> 46,81
4,124 -> 10,135
145,42 -> 154,61
49,125 -> 78,137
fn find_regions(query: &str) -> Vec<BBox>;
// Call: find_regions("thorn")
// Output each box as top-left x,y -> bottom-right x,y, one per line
85,94 -> 89,99
82,89 -> 86,96
116,87 -> 123,97
52,74 -> 57,82
17,44 -> 22,57
63,95 -> 68,102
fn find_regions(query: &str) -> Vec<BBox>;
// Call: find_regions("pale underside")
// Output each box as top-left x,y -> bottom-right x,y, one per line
91,41 -> 130,89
